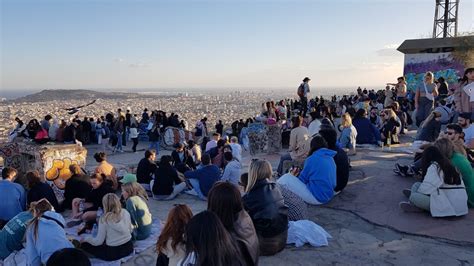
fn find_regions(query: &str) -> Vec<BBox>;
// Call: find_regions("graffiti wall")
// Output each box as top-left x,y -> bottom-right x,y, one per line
403,52 -> 465,91
0,143 -> 87,202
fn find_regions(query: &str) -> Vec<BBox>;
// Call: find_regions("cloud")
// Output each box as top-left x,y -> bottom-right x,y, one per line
376,43 -> 402,57
129,62 -> 151,68
114,58 -> 124,63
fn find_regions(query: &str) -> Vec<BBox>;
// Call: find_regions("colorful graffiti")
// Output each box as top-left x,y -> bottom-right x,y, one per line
403,52 -> 465,91
46,158 -> 80,189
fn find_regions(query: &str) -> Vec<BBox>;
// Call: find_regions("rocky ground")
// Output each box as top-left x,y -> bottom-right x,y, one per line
79,133 -> 474,266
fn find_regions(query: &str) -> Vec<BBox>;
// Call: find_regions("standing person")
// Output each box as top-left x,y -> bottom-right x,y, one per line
148,122 -> 161,156
82,117 -> 92,145
129,123 -> 139,153
384,86 -> 395,108
80,193 -> 134,261
215,120 -> 224,136
25,171 -> 60,212
459,68 -> 474,118
415,72 -> 439,127
180,211 -> 245,266
399,146 -> 468,217
387,76 -> 407,104
297,77 -> 311,117
156,204 -> 193,266
208,182 -> 259,266
242,160 -> 288,256
113,116 -> 125,153
121,181 -> 153,240
437,77 -> 449,98
0,167 -> 26,225
25,201 -> 73,266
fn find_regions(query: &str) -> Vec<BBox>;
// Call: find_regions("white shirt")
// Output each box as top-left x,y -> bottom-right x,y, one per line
462,82 -> 474,102
463,124 -> 474,146
205,139 -> 217,152
229,143 -> 242,162
308,119 -> 321,137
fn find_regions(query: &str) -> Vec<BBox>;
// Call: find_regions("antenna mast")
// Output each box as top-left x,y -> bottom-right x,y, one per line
433,0 -> 460,38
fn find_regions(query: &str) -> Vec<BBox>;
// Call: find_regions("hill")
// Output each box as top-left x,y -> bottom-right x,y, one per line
12,89 -> 139,102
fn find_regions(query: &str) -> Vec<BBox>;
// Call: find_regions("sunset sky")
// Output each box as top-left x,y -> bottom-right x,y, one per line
1,0 -> 473,91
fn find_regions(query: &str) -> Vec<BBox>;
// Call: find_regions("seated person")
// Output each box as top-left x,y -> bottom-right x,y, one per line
62,164 -> 92,210
458,112 -> 474,149
0,167 -> 26,225
241,172 -> 307,221
184,154 -> 220,200
0,199 -> 51,260
121,180 -> 153,240
277,135 -> 337,205
94,152 -> 118,191
68,173 -> 114,227
151,155 -> 186,200
171,143 -> 195,173
352,109 -> 381,145
25,201 -> 73,265
220,152 -> 242,186
319,127 -> 350,194
46,248 -> 91,266
205,133 -> 220,152
338,113 -> 357,153
136,149 -> 158,191
208,139 -> 228,169
80,193 -> 134,261
277,116 -> 310,175
26,171 -> 60,212
414,111 -> 441,144
380,109 -> 401,145
242,160 -> 288,256
399,146 -> 468,217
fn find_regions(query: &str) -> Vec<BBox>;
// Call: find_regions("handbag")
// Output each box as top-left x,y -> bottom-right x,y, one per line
423,82 -> 435,101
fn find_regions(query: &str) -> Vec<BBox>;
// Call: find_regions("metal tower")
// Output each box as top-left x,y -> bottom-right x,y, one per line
433,0 -> 460,38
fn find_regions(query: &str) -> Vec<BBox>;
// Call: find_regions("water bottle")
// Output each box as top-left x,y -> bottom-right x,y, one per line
96,207 -> 103,222
92,223 -> 98,237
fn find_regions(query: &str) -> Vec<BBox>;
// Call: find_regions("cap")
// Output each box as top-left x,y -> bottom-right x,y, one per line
120,173 -> 137,184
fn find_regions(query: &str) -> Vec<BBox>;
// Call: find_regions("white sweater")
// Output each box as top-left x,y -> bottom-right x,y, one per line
84,209 -> 133,246
418,163 -> 468,217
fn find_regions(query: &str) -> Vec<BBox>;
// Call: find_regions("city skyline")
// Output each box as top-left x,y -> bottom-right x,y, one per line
1,0 -> 473,91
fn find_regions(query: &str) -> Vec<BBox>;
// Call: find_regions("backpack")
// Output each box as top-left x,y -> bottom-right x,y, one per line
297,83 -> 305,97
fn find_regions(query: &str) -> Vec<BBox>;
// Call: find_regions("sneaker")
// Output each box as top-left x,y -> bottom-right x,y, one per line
66,219 -> 82,228
184,189 -> 198,196
393,169 -> 401,175
402,189 -> 411,198
399,201 -> 422,212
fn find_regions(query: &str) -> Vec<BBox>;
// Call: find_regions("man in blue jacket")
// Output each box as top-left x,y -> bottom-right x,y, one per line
0,167 -> 26,224
184,154 -> 220,200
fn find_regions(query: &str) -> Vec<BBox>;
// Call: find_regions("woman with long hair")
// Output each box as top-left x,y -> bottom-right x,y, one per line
338,113 -> 358,153
25,170 -> 60,211
80,193 -> 133,261
121,182 -> 153,240
415,71 -> 439,127
400,146 -> 468,217
25,199 -> 73,265
208,182 -> 259,266
181,211 -> 245,266
0,199 -> 52,260
156,204 -> 193,266
460,68 -> 474,117
243,160 -> 288,256
380,108 -> 401,145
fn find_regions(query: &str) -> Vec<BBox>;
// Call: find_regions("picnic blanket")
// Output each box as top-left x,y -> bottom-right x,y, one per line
1,220 -> 161,266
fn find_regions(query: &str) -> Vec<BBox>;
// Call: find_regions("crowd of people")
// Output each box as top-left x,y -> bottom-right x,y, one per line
0,69 -> 473,265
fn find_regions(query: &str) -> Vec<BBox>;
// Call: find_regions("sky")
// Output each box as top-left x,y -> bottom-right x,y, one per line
1,0 -> 473,92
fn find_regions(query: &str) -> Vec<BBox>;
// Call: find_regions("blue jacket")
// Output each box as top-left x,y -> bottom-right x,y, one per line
353,117 -> 381,144
25,211 -> 73,266
298,148 -> 337,204
0,181 -> 26,221
184,165 -> 221,196
0,211 -> 33,259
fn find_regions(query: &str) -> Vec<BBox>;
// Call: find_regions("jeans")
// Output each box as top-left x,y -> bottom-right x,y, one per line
277,153 -> 292,175
416,97 -> 434,127
149,141 -> 160,154
188,178 -> 206,200
115,132 -> 123,151
409,182 -> 430,211
132,138 -> 138,152
277,173 -> 321,205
